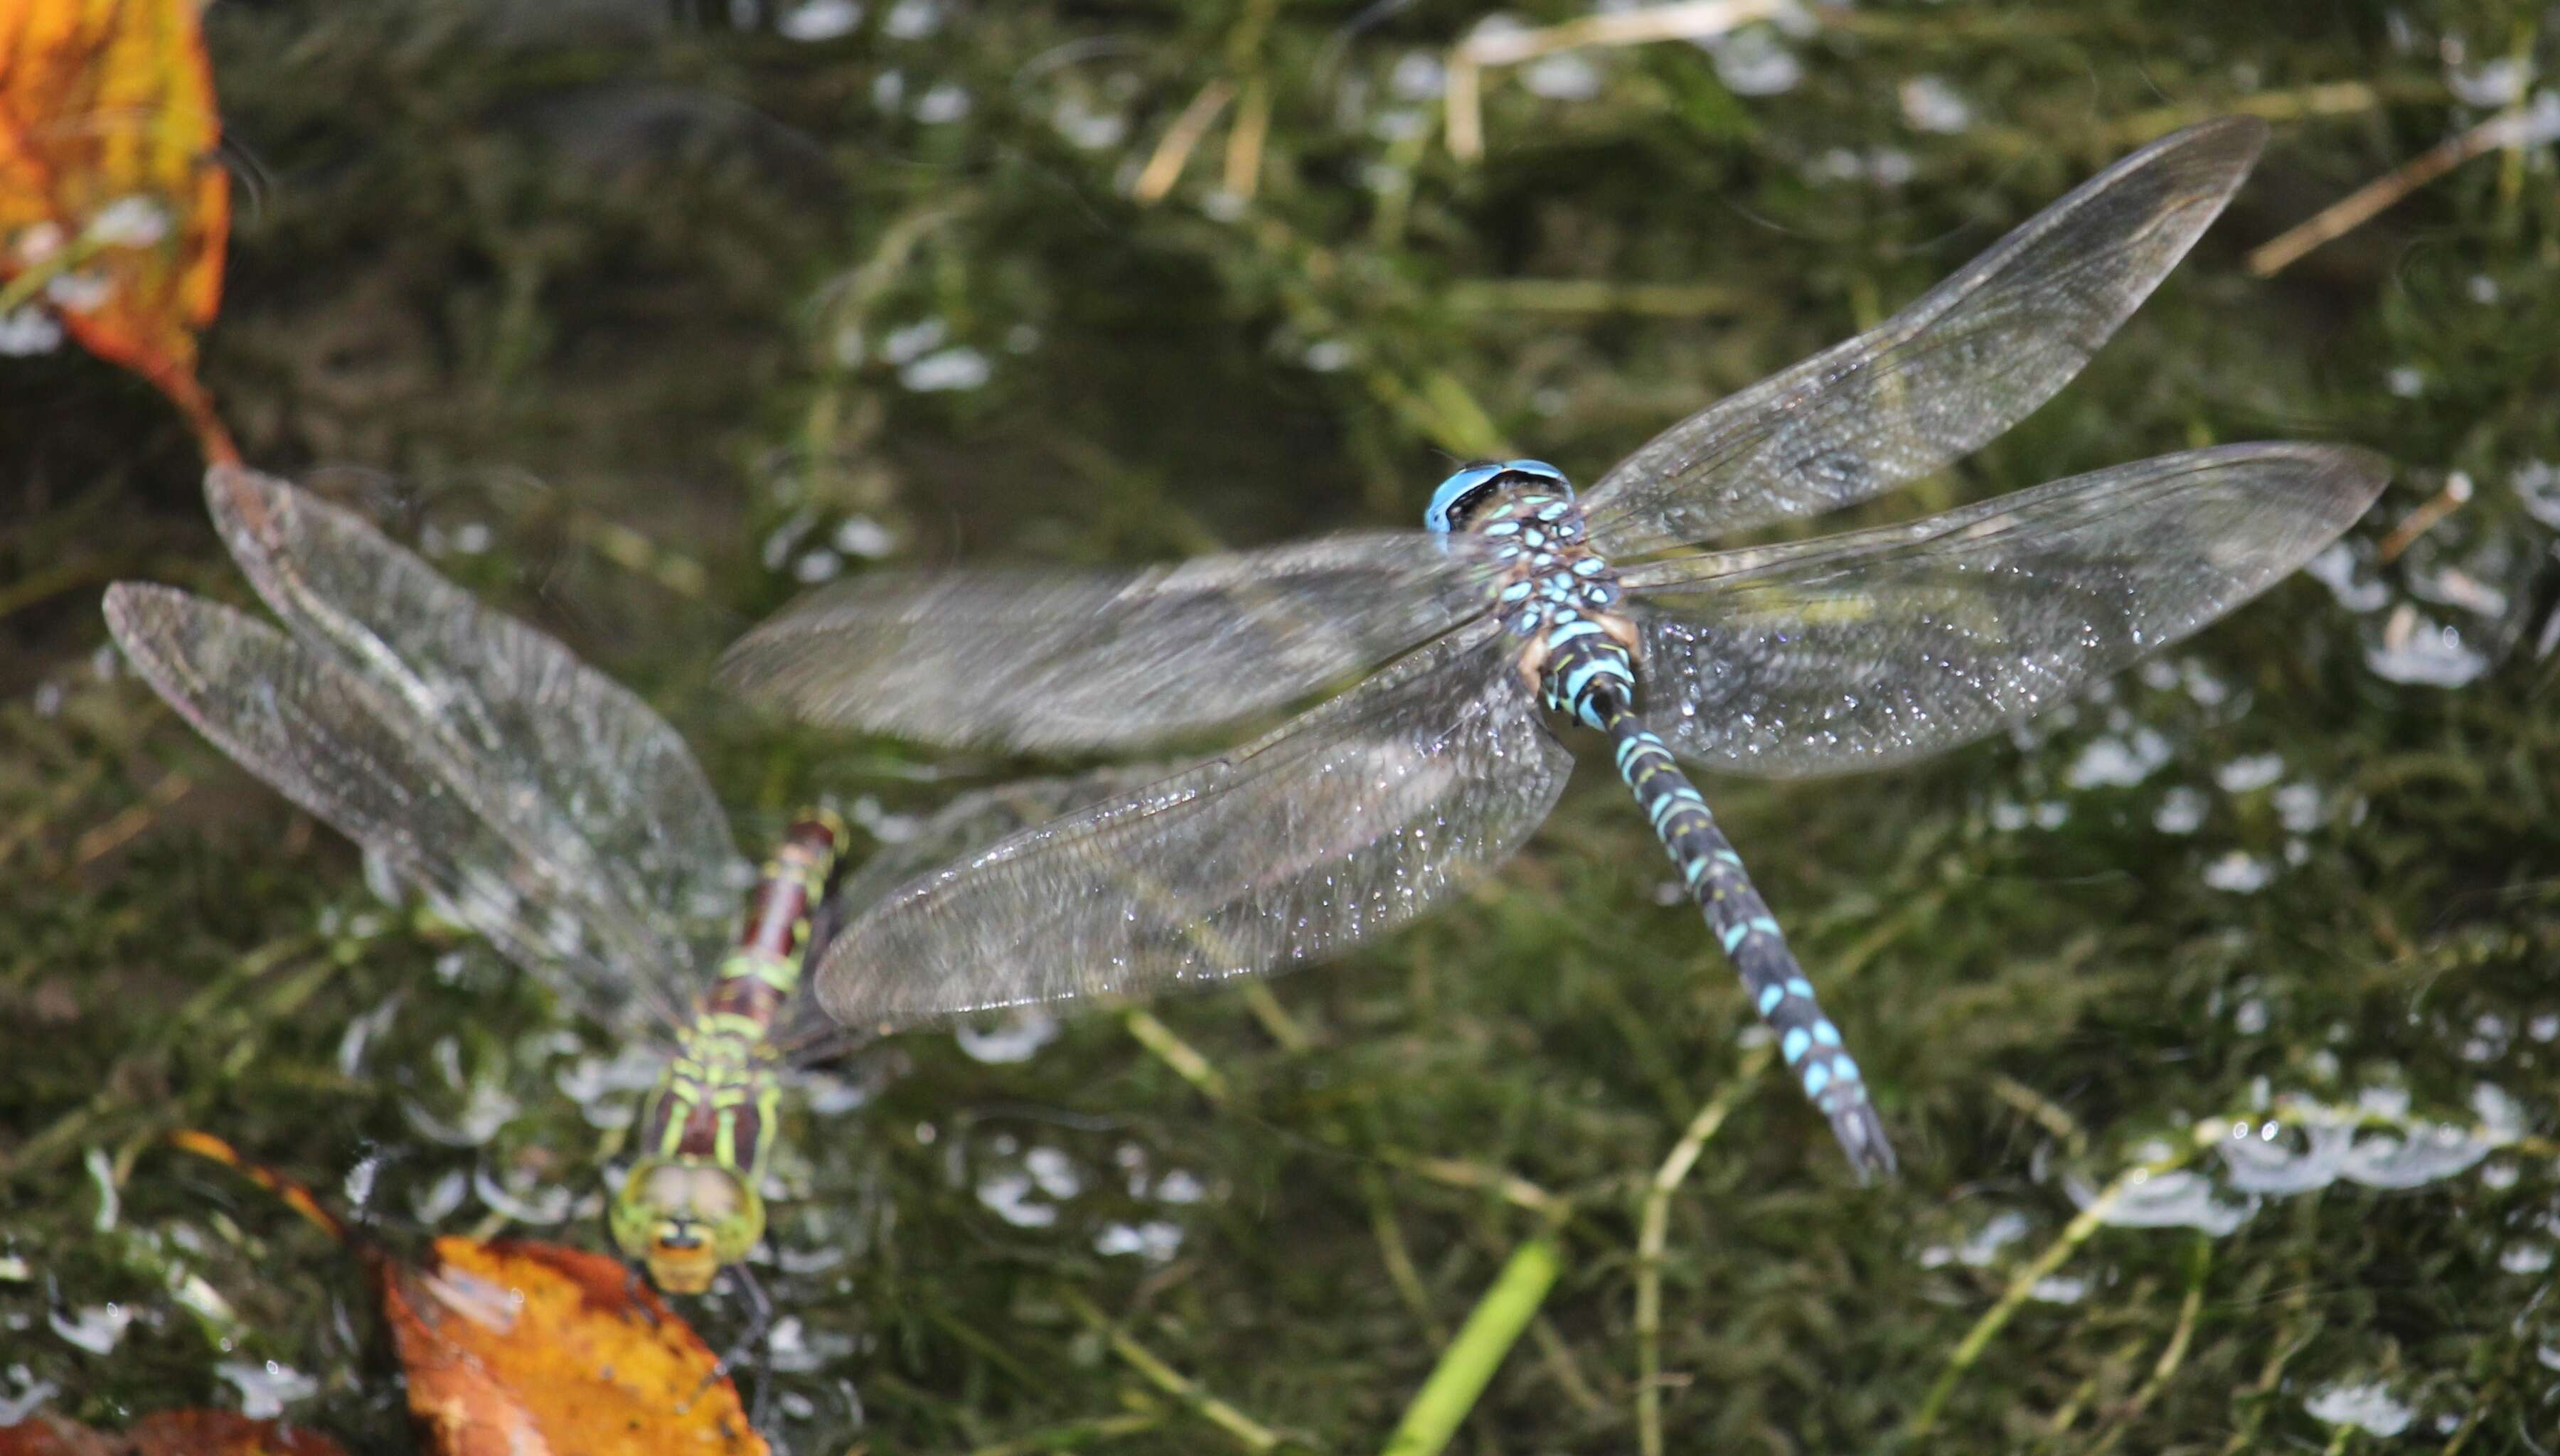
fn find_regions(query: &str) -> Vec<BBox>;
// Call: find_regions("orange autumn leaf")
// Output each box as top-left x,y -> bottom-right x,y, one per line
380,1237 -> 768,1456
0,0 -> 235,461
165,1135 -> 764,1456
0,1410 -> 348,1456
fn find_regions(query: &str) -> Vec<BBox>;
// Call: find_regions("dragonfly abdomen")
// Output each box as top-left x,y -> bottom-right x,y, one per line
1594,696 -> 1897,1177
704,811 -> 845,1034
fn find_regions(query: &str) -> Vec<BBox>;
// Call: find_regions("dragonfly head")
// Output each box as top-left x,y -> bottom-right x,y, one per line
1424,459 -> 1571,533
609,1156 -> 767,1295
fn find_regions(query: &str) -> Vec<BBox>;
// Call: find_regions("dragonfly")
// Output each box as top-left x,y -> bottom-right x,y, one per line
718,117 -> 2388,1176
103,464 -> 1143,1305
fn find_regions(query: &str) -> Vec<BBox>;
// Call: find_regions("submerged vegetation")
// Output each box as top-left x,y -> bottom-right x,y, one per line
5,0 -> 2560,1450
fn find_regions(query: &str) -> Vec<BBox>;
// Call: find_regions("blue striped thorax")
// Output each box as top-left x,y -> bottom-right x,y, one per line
1426,461 -> 1636,729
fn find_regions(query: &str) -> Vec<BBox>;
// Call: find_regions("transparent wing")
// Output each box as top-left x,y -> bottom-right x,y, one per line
104,584 -> 702,1030
772,764 -> 1185,1056
200,466 -> 749,1014
1580,117 -> 2268,557
1621,444 -> 2389,777
809,626 -> 1571,1030
718,530 -> 1503,752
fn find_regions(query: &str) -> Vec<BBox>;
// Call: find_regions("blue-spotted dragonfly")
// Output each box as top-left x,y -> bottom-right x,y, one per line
720,117 -> 2387,1175
103,466 -> 1133,1301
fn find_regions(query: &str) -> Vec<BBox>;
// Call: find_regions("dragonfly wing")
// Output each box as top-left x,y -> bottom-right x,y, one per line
1580,117 -> 2267,556
774,765 -> 1186,1056
201,466 -> 748,1003
1621,444 -> 2387,778
104,584 -> 700,1026
718,530 -> 1502,752
809,626 -> 1571,1030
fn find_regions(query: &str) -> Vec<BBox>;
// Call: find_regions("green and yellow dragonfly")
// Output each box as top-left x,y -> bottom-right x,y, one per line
105,464 -> 1111,1302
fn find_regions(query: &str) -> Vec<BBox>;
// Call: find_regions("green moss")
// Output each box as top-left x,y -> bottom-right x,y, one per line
6,1 -> 2560,1450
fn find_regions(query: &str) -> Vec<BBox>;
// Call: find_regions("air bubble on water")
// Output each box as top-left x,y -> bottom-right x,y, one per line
1391,51 -> 1446,99
0,1373 -> 58,1425
11,220 -> 63,264
1367,105 -> 1429,144
0,307 -> 64,356
403,1071 -> 518,1148
1899,75 -> 1972,132
46,271 -> 110,311
779,0 -> 862,41
557,1040 -> 659,1110
956,1008 -> 1060,1064
1095,1220 -> 1185,1261
2358,1080 -> 2411,1117
778,1243 -> 846,1276
1026,1147 -> 1082,1199
2367,604 -> 2489,686
2202,852 -> 2271,893
761,508 -> 817,571
1955,1209 -> 2031,1267
2066,728 -> 2172,788
1702,26 -> 1802,95
883,0 -> 939,36
50,1303 -> 134,1355
2153,786 -> 2207,835
976,1169 -> 1055,1227
2515,460 -> 2560,528
1304,338 -> 1355,373
766,1315 -> 858,1373
914,82 -> 971,124
86,1147 -> 117,1233
88,195 -> 171,248
2303,542 -> 2390,612
2448,55 -> 2529,106
2180,660 -> 2231,706
2220,1118 -> 2350,1194
2028,1275 -> 2086,1304
2305,1381 -> 2414,1436
2214,754 -> 2285,794
881,318 -> 944,364
216,1360 -> 319,1419
2342,1120 -> 2490,1189
2272,782 -> 2327,833
901,347 -> 990,392
475,1165 -> 572,1225
2072,1162 -> 2254,1235
1522,53 -> 1602,99
1052,94 -> 1126,149
412,1169 -> 469,1224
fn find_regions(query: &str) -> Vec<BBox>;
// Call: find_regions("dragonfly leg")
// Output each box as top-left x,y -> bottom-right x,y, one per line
1595,693 -> 1896,1177
711,1263 -> 777,1431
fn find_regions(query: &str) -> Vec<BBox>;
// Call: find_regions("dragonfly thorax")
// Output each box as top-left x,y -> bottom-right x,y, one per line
1458,485 -> 1639,732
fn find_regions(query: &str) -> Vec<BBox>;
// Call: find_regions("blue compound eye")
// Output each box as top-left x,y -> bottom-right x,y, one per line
1424,459 -> 1573,533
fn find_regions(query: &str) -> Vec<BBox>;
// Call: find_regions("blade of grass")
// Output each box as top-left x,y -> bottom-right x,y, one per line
1637,1044 -> 1770,1456
1379,1233 -> 1563,1456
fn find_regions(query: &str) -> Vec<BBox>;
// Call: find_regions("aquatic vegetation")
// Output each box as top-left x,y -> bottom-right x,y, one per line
5,1 -> 2559,1450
